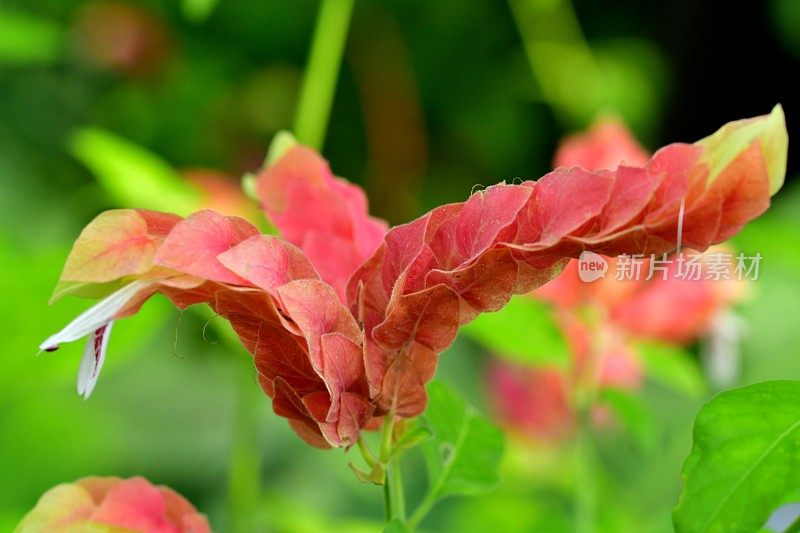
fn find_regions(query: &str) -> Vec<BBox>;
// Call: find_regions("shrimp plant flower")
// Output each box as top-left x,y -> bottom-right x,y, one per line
41,107 -> 787,449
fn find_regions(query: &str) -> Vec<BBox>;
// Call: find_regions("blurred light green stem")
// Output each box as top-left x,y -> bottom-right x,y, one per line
574,406 -> 597,533
572,315 -> 602,533
194,307 -> 262,533
226,357 -> 262,533
293,0 -> 356,150
507,0 -> 607,127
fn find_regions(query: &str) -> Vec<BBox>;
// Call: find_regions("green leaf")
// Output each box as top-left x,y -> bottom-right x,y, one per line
461,296 -> 569,367
69,128 -> 201,215
635,340 -> 706,398
0,8 -> 64,66
392,424 -> 432,458
597,388 -> 655,452
420,381 -> 504,501
674,380 -> 800,533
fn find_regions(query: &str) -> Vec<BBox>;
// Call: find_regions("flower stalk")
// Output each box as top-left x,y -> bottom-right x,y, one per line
293,0 -> 356,150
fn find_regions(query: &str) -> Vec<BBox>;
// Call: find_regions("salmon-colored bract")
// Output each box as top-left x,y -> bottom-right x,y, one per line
43,107 -> 787,447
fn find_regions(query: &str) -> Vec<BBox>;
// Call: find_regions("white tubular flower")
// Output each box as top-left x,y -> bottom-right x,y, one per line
40,280 -> 151,399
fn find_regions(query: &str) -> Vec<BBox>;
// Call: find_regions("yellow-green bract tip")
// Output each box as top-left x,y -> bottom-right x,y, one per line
696,104 -> 788,195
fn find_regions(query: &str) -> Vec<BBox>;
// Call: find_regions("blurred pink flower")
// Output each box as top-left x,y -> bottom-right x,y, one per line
16,476 -> 210,533
182,168 -> 261,221
72,2 -> 170,76
553,116 -> 649,170
488,363 -> 573,441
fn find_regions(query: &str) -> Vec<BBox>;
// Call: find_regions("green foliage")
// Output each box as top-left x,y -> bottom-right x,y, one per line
635,340 -> 706,398
69,128 -> 201,215
597,388 -> 655,453
182,0 -> 221,23
0,8 -> 63,66
674,381 -> 800,533
0,239 -> 171,402
412,381 -> 504,526
391,424 -> 433,459
507,0 -> 667,135
770,0 -> 800,58
462,296 -> 569,366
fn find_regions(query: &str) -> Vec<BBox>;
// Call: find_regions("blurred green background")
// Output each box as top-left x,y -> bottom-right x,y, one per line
1,0 -> 799,531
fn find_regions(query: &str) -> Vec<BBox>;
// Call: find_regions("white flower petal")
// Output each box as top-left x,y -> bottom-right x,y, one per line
77,321 -> 113,399
39,280 -> 150,352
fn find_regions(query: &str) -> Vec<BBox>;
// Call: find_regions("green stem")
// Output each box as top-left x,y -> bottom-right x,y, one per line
383,473 -> 392,522
507,0 -> 605,127
357,435 -> 378,468
226,357 -> 262,533
382,465 -> 407,527
293,0 -> 356,150
408,489 -> 436,530
380,414 -> 396,521
379,414 -> 408,524
380,414 -> 395,463
389,457 -> 406,522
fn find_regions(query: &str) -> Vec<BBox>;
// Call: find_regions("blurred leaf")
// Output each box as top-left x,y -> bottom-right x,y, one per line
593,38 -> 668,140
420,381 -> 504,502
461,296 -> 569,367
597,388 -> 655,453
182,0 -> 221,23
392,423 -> 432,458
674,381 -> 800,533
0,394 -> 124,513
508,0 -> 605,127
0,239 -> 171,402
635,340 -> 706,398
257,491 -> 382,533
0,8 -> 64,66
442,488 -> 572,533
69,128 -> 201,215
